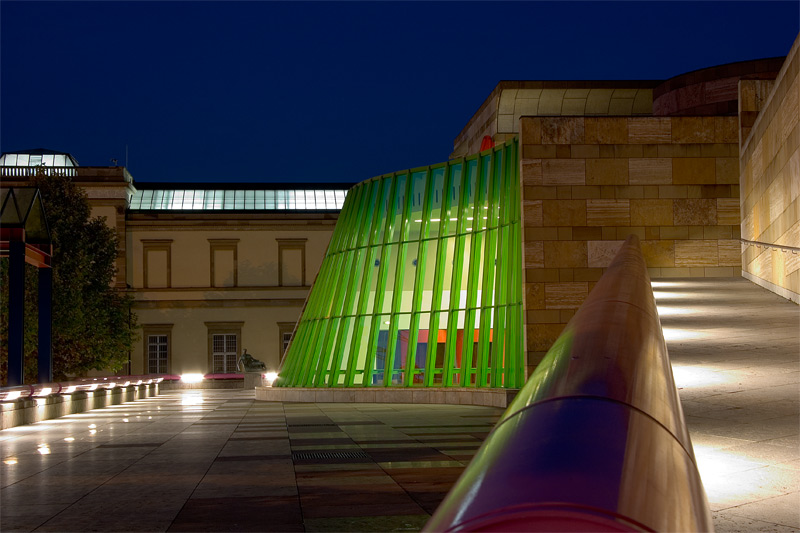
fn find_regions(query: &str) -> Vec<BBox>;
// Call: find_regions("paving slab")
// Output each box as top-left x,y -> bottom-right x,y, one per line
1,391 -> 499,531
0,277 -> 797,532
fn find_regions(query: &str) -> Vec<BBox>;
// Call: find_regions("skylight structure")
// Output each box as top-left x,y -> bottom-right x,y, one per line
129,188 -> 348,211
0,149 -> 78,167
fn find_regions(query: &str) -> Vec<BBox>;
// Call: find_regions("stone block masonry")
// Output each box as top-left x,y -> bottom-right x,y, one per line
520,115 -> 741,372
739,34 -> 800,303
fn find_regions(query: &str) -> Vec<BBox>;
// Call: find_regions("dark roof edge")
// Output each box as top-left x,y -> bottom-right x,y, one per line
659,56 -> 786,85
493,79 -> 661,87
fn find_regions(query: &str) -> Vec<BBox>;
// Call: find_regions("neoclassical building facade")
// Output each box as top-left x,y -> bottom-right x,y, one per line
0,155 -> 349,378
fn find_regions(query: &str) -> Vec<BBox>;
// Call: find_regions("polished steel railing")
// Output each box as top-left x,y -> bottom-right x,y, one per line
425,235 -> 712,532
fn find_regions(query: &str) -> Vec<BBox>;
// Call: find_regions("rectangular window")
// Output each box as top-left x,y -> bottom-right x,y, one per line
142,324 -> 172,375
148,335 -> 168,374
206,322 -> 243,374
212,334 -> 238,373
278,322 -> 296,359
283,332 -> 293,353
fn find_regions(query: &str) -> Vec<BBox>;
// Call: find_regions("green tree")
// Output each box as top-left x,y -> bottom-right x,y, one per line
1,170 -> 137,382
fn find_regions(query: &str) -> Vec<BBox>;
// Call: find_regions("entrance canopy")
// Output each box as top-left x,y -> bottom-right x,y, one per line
1,187 -> 54,385
0,187 -> 52,267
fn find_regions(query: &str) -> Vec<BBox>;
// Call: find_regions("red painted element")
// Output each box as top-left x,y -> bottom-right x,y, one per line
0,228 -> 25,241
0,228 -> 52,267
396,328 -> 495,385
480,136 -> 495,151
415,328 -> 490,343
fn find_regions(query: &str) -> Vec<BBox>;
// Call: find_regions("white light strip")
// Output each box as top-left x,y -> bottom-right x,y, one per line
130,189 -> 348,211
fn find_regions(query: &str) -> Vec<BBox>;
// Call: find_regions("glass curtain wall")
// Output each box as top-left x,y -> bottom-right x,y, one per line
276,139 -> 522,388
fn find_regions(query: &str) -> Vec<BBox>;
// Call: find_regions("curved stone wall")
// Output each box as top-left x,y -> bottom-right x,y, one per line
653,57 -> 784,116
453,81 -> 656,158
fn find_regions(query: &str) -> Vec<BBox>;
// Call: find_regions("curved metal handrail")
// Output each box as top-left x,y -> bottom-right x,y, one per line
739,238 -> 800,254
425,235 -> 712,532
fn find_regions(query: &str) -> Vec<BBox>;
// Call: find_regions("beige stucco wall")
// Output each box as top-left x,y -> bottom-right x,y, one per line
127,214 -> 337,375
83,179 -> 133,288
129,225 -> 332,288
520,115 -> 741,372
739,35 -> 800,303
132,304 -> 307,375
90,205 -> 118,229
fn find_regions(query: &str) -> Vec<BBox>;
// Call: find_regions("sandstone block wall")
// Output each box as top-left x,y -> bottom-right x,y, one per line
652,57 -> 784,116
739,35 -> 800,303
519,115 -> 741,371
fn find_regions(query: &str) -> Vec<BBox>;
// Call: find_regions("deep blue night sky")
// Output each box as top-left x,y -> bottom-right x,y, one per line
1,1 -> 797,185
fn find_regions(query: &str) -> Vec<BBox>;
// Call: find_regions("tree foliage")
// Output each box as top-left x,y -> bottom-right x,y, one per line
1,171 -> 137,383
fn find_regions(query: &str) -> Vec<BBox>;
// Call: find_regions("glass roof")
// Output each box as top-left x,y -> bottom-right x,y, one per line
129,188 -> 348,211
0,153 -> 77,167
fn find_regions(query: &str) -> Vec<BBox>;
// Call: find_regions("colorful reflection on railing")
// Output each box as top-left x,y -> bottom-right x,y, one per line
276,139 -> 522,389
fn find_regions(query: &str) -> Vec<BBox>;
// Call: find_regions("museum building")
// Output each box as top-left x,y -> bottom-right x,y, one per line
2,36 -> 798,384
0,154 -> 350,378
277,44 -> 799,388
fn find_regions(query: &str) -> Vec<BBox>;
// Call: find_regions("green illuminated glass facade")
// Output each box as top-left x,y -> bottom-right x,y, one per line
276,139 -> 522,388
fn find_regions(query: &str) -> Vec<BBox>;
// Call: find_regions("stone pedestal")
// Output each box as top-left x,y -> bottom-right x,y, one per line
243,372 -> 264,389
255,386 -> 518,407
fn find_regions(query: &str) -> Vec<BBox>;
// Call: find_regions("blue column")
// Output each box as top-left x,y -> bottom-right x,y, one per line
38,267 -> 53,384
7,241 -> 25,386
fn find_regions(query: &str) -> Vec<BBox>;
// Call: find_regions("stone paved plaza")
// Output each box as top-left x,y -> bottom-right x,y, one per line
1,392 -> 498,532
1,278 -> 798,532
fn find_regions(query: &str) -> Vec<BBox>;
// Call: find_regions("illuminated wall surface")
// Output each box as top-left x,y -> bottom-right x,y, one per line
277,139 -> 523,388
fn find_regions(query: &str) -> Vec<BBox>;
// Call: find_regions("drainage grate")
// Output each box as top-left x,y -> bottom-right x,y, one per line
292,450 -> 370,461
